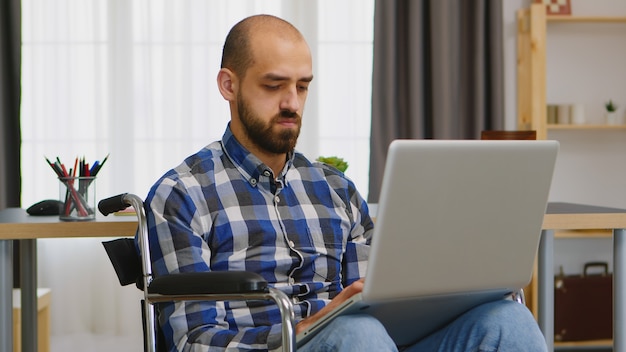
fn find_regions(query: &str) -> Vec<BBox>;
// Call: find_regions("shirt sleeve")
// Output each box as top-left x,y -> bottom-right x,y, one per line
342,184 -> 374,287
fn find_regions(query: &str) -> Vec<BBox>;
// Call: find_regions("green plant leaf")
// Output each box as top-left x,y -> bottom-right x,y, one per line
316,156 -> 349,172
606,100 -> 618,112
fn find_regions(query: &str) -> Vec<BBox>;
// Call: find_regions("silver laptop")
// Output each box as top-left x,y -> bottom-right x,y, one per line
296,139 -> 559,348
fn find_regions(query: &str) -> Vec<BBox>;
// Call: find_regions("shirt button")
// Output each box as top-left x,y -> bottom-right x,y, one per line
288,240 -> 295,247
275,196 -> 280,203
250,178 -> 257,186
289,277 -> 295,285
263,170 -> 271,177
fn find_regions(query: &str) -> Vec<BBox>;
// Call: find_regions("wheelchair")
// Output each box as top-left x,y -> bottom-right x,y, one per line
99,193 -> 297,352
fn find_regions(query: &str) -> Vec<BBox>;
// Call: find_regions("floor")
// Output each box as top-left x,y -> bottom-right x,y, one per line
51,333 -> 143,352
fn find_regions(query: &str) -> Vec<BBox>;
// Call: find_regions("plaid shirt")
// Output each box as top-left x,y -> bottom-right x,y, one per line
144,125 -> 373,351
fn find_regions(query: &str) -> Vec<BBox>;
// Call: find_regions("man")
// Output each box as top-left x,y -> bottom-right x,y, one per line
144,14 -> 547,352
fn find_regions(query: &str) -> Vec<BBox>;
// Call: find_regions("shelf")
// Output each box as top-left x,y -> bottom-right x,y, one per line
548,15 -> 626,23
547,124 -> 626,130
555,339 -> 612,349
518,6 -> 622,348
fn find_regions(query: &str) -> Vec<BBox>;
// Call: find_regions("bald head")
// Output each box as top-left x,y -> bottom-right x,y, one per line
221,15 -> 306,79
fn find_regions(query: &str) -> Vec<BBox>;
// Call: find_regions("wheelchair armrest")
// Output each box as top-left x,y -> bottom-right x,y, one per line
102,238 -> 142,287
147,271 -> 268,295
145,272 -> 296,352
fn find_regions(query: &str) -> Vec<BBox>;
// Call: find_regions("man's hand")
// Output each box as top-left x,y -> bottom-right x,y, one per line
295,279 -> 365,334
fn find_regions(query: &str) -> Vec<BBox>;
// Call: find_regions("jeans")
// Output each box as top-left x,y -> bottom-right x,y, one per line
297,300 -> 547,352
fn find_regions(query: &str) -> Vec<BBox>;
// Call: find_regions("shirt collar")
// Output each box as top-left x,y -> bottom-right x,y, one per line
220,124 -> 295,188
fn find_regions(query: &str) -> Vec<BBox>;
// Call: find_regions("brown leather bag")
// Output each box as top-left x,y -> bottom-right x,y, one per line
554,262 -> 612,342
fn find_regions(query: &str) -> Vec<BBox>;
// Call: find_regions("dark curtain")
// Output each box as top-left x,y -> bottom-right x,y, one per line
1,0 -> 22,209
368,0 -> 504,202
1,0 -> 22,288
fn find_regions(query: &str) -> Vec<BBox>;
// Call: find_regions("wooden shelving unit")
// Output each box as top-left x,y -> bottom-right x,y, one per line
517,5 -> 626,139
554,339 -> 612,350
548,124 -> 626,130
548,15 -> 626,22
517,4 -> 626,349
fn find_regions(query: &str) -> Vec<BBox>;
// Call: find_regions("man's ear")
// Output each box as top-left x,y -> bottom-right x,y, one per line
217,68 -> 236,101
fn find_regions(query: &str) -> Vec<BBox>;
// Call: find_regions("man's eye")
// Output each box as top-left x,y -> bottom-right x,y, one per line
298,85 -> 309,92
265,85 -> 280,90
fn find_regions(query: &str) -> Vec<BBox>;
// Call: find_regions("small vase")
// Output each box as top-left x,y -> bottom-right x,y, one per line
557,104 -> 570,124
606,111 -> 621,125
571,104 -> 585,125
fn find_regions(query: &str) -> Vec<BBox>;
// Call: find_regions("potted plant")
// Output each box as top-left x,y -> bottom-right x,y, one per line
605,100 -> 620,125
316,156 -> 348,172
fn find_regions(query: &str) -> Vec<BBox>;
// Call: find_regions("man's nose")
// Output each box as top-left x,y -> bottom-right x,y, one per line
279,86 -> 300,113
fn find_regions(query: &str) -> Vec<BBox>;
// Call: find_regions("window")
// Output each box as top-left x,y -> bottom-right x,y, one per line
21,0 -> 374,206
20,0 -> 374,338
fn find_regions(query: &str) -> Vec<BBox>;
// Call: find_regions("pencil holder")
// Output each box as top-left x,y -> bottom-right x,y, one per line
59,176 -> 96,221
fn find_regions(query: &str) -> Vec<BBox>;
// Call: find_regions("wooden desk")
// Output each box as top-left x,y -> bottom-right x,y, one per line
539,203 -> 626,352
0,208 -> 137,352
3,203 -> 626,351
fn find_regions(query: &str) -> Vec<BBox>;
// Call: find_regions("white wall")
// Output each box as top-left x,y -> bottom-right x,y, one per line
503,0 -> 626,275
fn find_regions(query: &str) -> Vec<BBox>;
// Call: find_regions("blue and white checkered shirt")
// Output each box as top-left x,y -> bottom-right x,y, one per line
144,124 -> 373,351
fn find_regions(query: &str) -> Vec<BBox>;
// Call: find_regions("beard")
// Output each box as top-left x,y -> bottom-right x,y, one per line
237,91 -> 301,154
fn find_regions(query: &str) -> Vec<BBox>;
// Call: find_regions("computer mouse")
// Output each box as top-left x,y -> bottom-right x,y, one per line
26,199 -> 63,216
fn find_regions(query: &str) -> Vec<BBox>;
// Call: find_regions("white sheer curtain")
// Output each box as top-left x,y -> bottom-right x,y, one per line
20,0 -> 374,343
